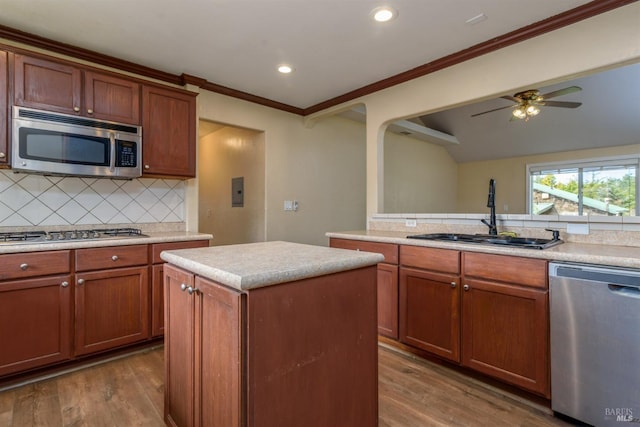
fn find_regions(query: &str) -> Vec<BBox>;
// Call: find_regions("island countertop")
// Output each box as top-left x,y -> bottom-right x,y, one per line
160,240 -> 385,291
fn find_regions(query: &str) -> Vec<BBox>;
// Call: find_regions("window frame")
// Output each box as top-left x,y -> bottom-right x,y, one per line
526,154 -> 639,216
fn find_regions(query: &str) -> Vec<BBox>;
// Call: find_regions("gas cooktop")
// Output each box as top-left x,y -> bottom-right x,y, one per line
0,228 -> 149,245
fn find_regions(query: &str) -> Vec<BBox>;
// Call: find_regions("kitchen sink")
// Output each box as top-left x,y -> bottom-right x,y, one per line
406,233 -> 563,250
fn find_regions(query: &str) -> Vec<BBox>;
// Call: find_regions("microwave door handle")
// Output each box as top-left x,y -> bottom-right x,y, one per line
109,133 -> 116,172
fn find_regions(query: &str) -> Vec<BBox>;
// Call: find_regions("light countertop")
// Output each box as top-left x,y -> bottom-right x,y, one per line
0,231 -> 212,254
160,241 -> 384,291
326,230 -> 640,269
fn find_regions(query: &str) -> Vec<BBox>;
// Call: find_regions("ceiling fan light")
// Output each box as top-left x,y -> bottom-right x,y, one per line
526,105 -> 540,116
512,108 -> 526,119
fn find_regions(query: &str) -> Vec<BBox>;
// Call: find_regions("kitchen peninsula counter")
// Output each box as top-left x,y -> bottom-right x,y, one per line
161,241 -> 382,427
326,230 -> 640,269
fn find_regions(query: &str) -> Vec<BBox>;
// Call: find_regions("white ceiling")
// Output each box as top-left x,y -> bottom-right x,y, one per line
0,0 -> 593,109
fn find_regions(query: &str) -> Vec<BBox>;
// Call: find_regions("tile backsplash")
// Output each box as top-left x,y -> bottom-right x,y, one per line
0,170 -> 185,227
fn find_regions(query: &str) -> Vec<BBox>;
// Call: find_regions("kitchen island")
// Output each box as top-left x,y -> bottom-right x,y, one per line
160,241 -> 384,427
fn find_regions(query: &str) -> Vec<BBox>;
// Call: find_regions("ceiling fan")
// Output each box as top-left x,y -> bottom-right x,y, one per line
471,85 -> 582,121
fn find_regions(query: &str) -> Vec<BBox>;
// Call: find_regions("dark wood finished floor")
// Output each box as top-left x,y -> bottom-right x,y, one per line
0,345 -> 572,426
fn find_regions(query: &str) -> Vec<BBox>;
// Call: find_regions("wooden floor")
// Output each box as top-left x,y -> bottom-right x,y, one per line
0,345 -> 573,427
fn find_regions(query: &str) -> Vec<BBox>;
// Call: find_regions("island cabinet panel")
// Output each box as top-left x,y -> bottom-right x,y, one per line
150,240 -> 209,337
164,264 -> 244,427
0,49 -> 7,164
142,84 -> 196,178
461,252 -> 549,397
0,275 -> 72,376
245,267 -> 378,427
329,238 -> 399,339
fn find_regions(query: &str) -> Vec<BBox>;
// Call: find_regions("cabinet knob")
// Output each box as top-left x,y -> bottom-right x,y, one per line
450,282 -> 456,288
0,152 -> 5,159
73,106 -> 80,112
463,284 -> 470,291
180,284 -> 188,292
144,164 -> 150,169
112,255 -> 119,261
87,109 -> 94,114
187,286 -> 199,295
20,263 -> 28,271
78,278 -> 85,285
61,281 -> 69,288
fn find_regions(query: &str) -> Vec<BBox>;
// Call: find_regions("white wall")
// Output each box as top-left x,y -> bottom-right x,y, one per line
198,125 -> 265,246
196,94 -> 367,246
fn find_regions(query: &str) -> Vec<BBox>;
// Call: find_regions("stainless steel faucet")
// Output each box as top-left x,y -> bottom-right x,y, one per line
480,178 -> 498,235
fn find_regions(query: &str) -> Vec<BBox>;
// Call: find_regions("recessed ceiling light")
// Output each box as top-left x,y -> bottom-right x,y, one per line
278,64 -> 293,74
371,6 -> 397,22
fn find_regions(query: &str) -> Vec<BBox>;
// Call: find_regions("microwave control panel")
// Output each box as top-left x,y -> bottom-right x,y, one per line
116,140 -> 138,167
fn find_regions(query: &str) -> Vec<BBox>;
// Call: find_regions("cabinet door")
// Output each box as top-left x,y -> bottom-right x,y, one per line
142,85 -> 196,178
84,71 -> 141,124
0,50 -> 7,164
151,264 -> 165,337
461,278 -> 549,397
0,275 -> 71,376
164,264 -> 196,427
377,263 -> 399,339
399,267 -> 460,362
74,266 -> 149,356
13,54 -> 82,115
196,276 -> 243,427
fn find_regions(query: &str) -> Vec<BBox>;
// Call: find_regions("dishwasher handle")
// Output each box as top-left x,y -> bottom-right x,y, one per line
609,284 -> 640,298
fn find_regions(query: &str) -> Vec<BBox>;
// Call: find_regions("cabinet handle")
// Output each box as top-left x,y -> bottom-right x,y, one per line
463,284 -> 470,291
450,281 -> 456,288
144,164 -> 150,169
180,284 -> 188,291
78,279 -> 85,285
61,281 -> 69,288
73,106 -> 80,112
112,255 -> 119,261
87,109 -> 94,114
20,263 -> 28,270
0,152 -> 5,159
187,286 -> 199,295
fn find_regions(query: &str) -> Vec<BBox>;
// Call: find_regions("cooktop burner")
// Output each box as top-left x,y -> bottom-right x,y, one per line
0,228 -> 149,245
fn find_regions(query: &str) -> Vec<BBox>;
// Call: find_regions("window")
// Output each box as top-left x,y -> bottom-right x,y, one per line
527,156 -> 638,216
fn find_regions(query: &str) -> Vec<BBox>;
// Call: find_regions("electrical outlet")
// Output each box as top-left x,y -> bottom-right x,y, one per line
284,200 -> 293,211
405,219 -> 417,227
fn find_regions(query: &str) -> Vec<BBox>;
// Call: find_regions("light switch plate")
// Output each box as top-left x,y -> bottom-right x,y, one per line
405,219 -> 417,227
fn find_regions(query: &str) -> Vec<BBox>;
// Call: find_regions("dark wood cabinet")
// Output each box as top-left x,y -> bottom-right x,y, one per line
142,84 -> 197,178
461,252 -> 549,397
164,264 -> 243,427
150,240 -> 209,337
13,53 -> 141,124
0,49 -> 8,164
74,245 -> 150,356
165,262 -> 378,427
329,238 -> 399,338
399,246 -> 461,362
0,250 -> 72,377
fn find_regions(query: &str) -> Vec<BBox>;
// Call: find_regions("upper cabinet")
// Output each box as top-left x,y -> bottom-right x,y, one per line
142,84 -> 197,178
13,54 -> 140,124
0,50 -> 7,164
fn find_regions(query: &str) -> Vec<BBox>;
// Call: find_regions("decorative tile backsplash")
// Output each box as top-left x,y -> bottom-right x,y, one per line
0,170 -> 184,227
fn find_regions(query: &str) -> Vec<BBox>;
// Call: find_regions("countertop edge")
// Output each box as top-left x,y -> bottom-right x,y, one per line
326,231 -> 640,269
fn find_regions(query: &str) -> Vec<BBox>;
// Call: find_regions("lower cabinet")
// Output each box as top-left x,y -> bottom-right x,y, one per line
0,275 -> 72,376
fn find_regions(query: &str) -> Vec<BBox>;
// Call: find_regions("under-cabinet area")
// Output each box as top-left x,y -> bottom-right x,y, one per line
330,237 -> 550,398
0,238 -> 208,381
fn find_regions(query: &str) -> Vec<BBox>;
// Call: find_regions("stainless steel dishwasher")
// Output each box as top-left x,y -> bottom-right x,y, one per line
550,262 -> 640,426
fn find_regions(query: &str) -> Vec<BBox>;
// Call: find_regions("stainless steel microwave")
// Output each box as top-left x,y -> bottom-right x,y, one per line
12,106 -> 142,179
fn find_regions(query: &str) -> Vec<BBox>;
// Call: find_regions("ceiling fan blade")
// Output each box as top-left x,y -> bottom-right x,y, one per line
471,104 -> 515,117
500,95 -> 521,103
540,100 -> 582,108
540,85 -> 582,99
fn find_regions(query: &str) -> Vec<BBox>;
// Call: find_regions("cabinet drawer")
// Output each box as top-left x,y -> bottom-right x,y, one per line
0,250 -> 71,280
463,252 -> 547,289
75,245 -> 149,272
400,245 -> 460,274
329,238 -> 398,264
151,240 -> 209,264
